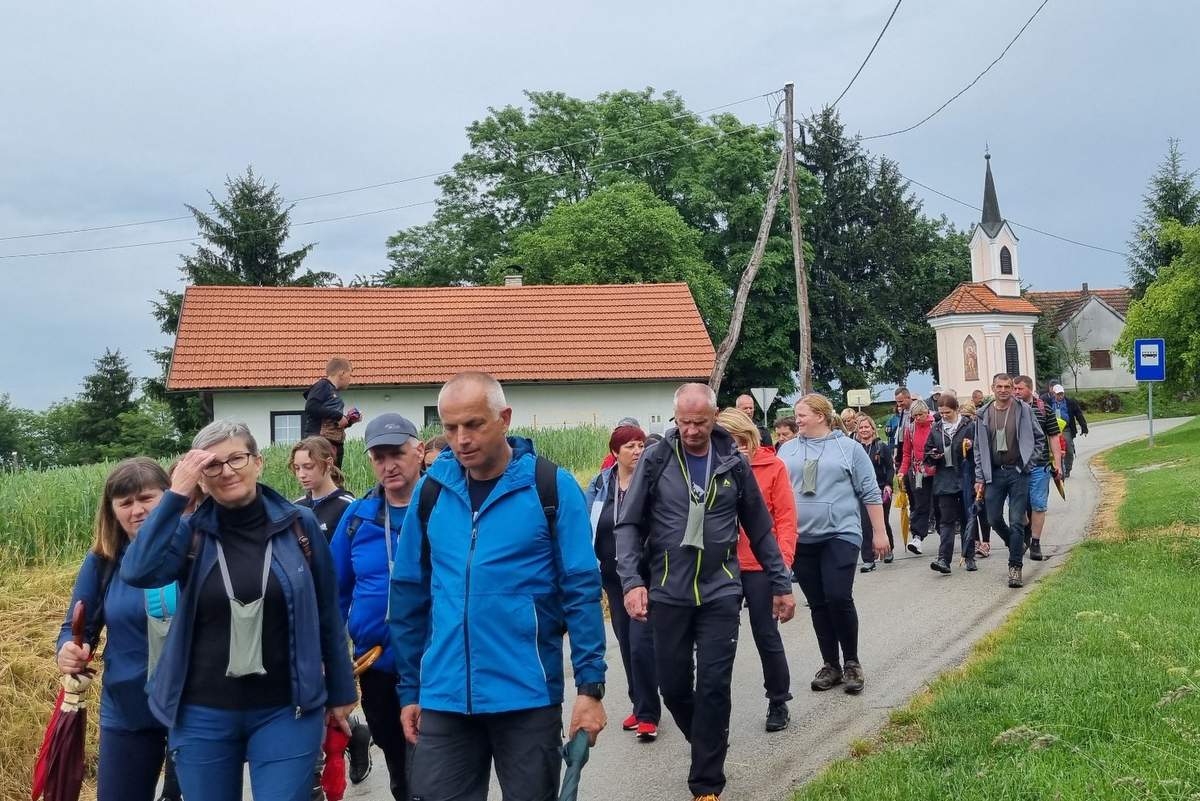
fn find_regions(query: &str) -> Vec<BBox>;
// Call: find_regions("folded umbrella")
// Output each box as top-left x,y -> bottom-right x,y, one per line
319,645 -> 384,801
558,730 -> 591,801
1054,473 -> 1066,501
33,601 -> 92,801
894,478 -> 910,546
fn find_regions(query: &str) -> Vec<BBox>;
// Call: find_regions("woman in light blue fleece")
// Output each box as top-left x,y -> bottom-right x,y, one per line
777,394 -> 890,696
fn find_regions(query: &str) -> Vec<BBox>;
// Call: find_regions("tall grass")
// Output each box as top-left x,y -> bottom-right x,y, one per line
0,426 -> 611,568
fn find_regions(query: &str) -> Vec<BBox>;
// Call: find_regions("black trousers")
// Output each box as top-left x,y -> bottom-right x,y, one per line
359,668 -> 407,801
332,440 -> 345,468
409,704 -> 562,801
603,579 -> 661,723
651,596 -> 741,797
859,497 -> 894,564
935,493 -> 975,563
741,570 -> 792,703
793,539 -> 860,667
908,475 -> 934,541
97,726 -> 167,801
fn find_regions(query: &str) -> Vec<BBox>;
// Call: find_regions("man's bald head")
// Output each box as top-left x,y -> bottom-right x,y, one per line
675,383 -> 718,415
438,371 -> 508,417
735,394 -> 756,417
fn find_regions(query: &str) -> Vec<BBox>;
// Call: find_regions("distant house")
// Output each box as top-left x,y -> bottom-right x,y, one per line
1026,284 -> 1136,391
167,282 -> 715,446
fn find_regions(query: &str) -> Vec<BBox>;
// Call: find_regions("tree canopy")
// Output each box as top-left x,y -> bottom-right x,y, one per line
1127,139 -> 1200,297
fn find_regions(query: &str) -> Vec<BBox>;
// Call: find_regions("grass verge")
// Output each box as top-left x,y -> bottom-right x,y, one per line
794,417 -> 1200,801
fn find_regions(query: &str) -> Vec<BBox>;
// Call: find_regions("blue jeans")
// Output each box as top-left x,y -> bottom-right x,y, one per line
985,467 -> 1031,568
1028,465 -> 1051,513
170,704 -> 324,801
97,727 -> 167,801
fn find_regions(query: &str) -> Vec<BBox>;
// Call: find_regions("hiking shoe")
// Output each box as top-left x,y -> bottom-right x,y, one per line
860,561 -> 877,573
977,541 -> 991,558
309,780 -> 325,801
811,663 -> 843,691
693,795 -> 721,801
1030,538 -> 1044,561
347,718 -> 372,784
843,661 -> 865,694
884,552 -> 894,564
930,558 -> 951,574
622,713 -> 639,731
965,557 -> 978,572
765,701 -> 790,732
907,537 -> 923,554
636,721 -> 658,741
1008,565 -> 1023,588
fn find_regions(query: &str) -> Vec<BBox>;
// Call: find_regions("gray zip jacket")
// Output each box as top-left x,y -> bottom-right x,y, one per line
776,431 -> 882,547
972,398 -> 1046,483
613,426 -> 791,607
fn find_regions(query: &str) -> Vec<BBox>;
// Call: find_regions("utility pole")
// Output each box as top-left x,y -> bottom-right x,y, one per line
784,81 -> 812,393
709,151 -> 787,395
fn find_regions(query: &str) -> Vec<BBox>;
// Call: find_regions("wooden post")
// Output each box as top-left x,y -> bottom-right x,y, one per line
709,151 -> 788,395
784,81 -> 813,393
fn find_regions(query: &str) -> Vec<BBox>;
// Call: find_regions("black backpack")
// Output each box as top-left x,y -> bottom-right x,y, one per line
418,456 -> 560,542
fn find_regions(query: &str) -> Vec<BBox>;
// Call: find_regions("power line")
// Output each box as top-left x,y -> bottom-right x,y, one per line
0,121 -> 769,261
0,91 -> 772,243
861,0 -> 1051,140
831,0 -> 904,109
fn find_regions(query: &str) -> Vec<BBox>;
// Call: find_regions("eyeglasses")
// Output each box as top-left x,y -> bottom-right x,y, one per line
201,452 -> 253,477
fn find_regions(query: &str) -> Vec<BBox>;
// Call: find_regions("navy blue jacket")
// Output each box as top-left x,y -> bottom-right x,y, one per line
388,438 -> 606,714
58,547 -> 165,732
302,377 -> 345,438
330,488 -> 407,675
120,485 -> 358,727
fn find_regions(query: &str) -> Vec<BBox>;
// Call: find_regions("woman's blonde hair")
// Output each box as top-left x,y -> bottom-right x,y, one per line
853,413 -> 876,437
909,399 -> 930,417
717,408 -> 760,450
289,436 -> 346,488
92,457 -> 170,561
795,393 -> 839,432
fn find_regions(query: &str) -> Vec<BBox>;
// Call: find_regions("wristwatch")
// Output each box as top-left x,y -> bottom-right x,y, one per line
577,682 -> 606,700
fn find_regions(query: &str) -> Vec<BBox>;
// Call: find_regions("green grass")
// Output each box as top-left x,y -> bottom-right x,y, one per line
0,426 -> 610,568
1102,417 -> 1200,531
794,417 -> 1200,801
1070,387 -> 1200,423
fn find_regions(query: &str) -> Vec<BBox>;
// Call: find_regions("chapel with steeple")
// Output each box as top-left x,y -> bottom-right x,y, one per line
926,154 -> 1042,396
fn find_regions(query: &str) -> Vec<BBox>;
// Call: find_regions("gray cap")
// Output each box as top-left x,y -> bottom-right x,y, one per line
364,413 -> 419,451
616,416 -> 641,427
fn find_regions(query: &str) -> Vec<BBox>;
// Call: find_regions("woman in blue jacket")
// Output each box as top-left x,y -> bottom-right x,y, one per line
121,420 -> 357,801
56,457 -> 181,801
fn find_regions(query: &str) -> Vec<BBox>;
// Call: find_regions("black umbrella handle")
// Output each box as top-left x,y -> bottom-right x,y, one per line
70,601 -> 86,649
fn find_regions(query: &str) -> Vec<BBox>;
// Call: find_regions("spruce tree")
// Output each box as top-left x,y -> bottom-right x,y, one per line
76,349 -> 137,462
1127,139 -> 1200,297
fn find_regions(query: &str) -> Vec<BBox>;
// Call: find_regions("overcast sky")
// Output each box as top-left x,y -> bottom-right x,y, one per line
2,0 -> 1196,409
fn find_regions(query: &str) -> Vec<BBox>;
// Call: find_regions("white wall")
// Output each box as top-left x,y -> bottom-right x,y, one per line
1057,299 -> 1137,390
931,313 -> 1039,396
212,381 -> 684,447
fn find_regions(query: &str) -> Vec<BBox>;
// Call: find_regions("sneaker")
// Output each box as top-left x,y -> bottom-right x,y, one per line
635,721 -> 658,741
693,795 -> 721,801
860,562 -> 877,573
930,558 -> 951,574
1030,538 -> 1044,561
309,780 -> 326,801
347,718 -> 372,785
977,541 -> 991,558
907,537 -> 923,555
1008,565 -> 1023,588
765,701 -> 789,732
883,552 -> 894,564
622,713 -> 639,731
842,661 -> 865,694
811,663 -> 843,691
965,557 -> 978,572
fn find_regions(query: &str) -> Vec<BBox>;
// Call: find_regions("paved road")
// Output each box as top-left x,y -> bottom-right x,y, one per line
334,416 -> 1186,801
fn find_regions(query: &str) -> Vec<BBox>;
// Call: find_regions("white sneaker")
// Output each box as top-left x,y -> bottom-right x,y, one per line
907,537 -> 923,554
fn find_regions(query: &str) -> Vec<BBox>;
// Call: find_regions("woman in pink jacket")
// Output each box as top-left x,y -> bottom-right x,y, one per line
899,399 -> 936,554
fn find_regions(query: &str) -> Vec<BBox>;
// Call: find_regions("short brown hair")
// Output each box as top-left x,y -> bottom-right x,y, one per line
1014,375 -> 1034,389
92,458 -> 170,561
326,357 -> 352,376
938,395 -> 959,411
774,416 -> 798,434
289,436 -> 346,488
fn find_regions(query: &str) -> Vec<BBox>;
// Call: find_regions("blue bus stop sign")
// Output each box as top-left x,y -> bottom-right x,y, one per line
1133,339 -> 1166,382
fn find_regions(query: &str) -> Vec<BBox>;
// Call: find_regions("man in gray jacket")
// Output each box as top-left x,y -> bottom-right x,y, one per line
615,383 -> 795,801
972,373 -> 1046,588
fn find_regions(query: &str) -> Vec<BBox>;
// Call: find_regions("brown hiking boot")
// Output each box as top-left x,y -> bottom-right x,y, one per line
810,663 -> 843,691
1008,565 -> 1023,588
843,661 -> 865,694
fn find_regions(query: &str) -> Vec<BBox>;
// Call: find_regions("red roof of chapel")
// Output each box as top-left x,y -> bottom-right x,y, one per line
927,282 -> 1043,318
167,283 -> 716,390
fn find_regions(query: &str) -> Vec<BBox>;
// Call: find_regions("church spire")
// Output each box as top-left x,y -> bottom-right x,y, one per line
980,152 -> 1003,237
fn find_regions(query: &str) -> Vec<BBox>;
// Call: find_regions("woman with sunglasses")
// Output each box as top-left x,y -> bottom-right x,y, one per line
122,420 -> 357,801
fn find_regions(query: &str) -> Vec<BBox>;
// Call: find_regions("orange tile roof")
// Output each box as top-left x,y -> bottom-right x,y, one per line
927,282 -> 1043,318
1026,288 -> 1132,328
167,283 -> 716,390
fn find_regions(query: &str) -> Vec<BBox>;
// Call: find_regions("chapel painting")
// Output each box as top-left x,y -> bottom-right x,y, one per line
963,335 -> 979,381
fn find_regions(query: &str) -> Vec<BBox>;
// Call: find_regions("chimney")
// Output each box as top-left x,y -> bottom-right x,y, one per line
504,274 -> 523,287
1081,282 -> 1089,295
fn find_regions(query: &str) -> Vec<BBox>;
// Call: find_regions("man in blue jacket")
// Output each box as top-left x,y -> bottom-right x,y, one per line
388,372 -> 607,800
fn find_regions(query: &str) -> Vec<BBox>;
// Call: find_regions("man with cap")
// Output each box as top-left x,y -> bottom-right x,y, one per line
389,372 -> 607,800
735,393 -> 773,447
926,385 -> 944,408
1043,384 -> 1088,479
329,413 -> 424,800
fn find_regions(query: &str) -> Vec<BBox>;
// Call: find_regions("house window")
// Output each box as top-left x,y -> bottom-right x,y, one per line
1090,350 -> 1112,370
1005,334 -> 1020,376
270,411 -> 303,445
1000,246 -> 1013,275
424,405 -> 441,429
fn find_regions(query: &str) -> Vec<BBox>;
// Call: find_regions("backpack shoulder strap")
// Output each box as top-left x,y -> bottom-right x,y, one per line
346,487 -> 383,542
291,518 -> 313,564
417,477 -> 443,532
534,456 -> 560,542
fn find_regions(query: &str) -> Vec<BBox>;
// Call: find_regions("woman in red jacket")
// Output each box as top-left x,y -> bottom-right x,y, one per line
717,408 -> 797,733
900,400 -> 936,554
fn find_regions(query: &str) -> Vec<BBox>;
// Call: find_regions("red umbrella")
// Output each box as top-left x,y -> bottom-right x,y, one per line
33,601 -> 93,801
319,645 -> 382,801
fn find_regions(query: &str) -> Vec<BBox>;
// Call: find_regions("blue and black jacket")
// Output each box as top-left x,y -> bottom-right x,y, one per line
387,438 -> 606,714
121,484 -> 358,727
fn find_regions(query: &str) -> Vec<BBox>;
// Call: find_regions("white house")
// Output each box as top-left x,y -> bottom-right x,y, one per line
1026,284 -> 1136,390
167,282 -> 716,446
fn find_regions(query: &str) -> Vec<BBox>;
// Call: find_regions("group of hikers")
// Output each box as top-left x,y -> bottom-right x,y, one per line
54,357 -> 1088,801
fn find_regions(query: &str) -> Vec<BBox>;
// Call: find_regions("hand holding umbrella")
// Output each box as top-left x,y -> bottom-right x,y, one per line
33,601 -> 93,801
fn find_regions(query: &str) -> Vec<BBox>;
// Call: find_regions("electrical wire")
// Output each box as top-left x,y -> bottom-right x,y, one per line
831,0 -> 904,109
861,0 -> 1051,140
